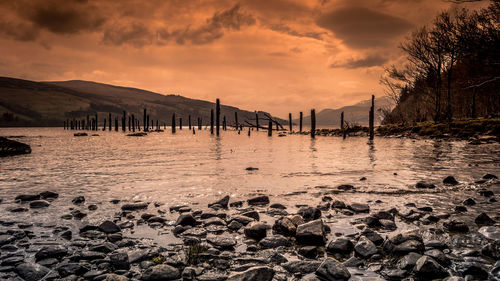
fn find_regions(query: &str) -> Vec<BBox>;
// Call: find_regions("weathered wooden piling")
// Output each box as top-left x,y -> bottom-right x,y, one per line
223,116 -> 226,131
192,127 -> 195,134
248,127 -> 251,136
63,121 -> 66,130
143,108 -> 147,132
103,118 -> 106,131
216,99 -> 220,136
121,111 -> 125,131
128,116 -> 131,131
341,111 -> 346,139
95,114 -> 98,130
82,120 -> 85,131
115,117 -> 118,131
151,120 -> 153,130
369,95 -> 374,140
108,113 -> 112,131
256,113 -> 259,131
311,109 -> 316,139
198,117 -> 202,130
146,115 -> 150,131
289,113 -> 292,132
299,112 -> 303,132
268,119 -> 272,136
156,120 -> 158,131
234,112 -> 238,129
172,113 -> 176,133
132,114 -> 135,132
210,109 -> 214,135
180,118 -> 183,130
188,115 -> 191,130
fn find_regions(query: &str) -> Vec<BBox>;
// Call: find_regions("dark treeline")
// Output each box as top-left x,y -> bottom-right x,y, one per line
381,1 -> 499,124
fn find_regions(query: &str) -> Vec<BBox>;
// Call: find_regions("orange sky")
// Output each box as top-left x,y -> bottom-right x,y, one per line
0,0 -> 486,117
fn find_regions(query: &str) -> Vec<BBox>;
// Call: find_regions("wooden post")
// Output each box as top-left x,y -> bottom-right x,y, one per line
188,115 -> 191,130
216,98 -> 220,136
299,111 -> 303,133
115,117 -> 118,131
223,116 -> 226,131
86,115 -> 90,130
128,116 -> 131,131
369,95 -> 374,140
248,127 -> 251,136
95,114 -> 98,130
108,113 -> 111,131
103,118 -> 106,131
172,113 -> 176,133
341,111 -> 346,139
82,120 -> 85,130
275,122 -> 278,131
198,117 -> 202,130
256,113 -> 259,131
156,120 -> 158,131
192,127 -> 195,134
235,112 -> 238,130
121,111 -> 125,131
131,114 -> 135,132
210,109 -> 214,135
63,121 -> 66,130
143,108 -> 147,132
151,119 -> 153,130
289,113 -> 292,132
268,119 -> 272,136
180,118 -> 183,130
311,109 -> 316,139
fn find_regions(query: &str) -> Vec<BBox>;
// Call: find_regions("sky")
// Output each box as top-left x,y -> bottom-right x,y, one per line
0,0 -> 487,117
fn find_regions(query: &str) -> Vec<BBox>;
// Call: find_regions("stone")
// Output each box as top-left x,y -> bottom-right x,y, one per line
349,203 -> 370,213
15,194 -> 40,201
415,181 -> 435,189
209,195 -> 230,209
227,266 -> 275,281
443,176 -> 458,185
343,257 -> 363,268
121,202 -> 149,211
90,242 -> 117,253
176,214 -> 197,226
241,210 -> 260,221
110,252 -> 130,270
105,274 -> 129,281
270,203 -> 286,209
478,226 -> 500,241
39,191 -> 59,199
247,195 -> 270,206
230,215 -> 254,226
0,235 -> 15,246
258,235 -> 292,248
326,238 -> 354,255
463,198 -> 476,205
424,249 -> 450,266
230,201 -> 243,208
98,220 -> 121,233
337,184 -> 355,191
272,215 -> 303,237
244,222 -> 267,241
227,220 -> 243,231
361,229 -> 384,246
296,219 -> 326,246
71,209 -> 87,219
282,260 -> 321,274
398,252 -> 422,270
315,258 -> 350,281
354,236 -> 378,258
148,216 -> 166,224
456,262 -> 488,280
483,173 -> 498,180
72,196 -> 85,204
455,205 -> 467,213
331,200 -> 346,209
207,234 -> 237,250
35,245 -> 68,261
414,256 -> 448,279
298,206 -> 322,222
15,262 -> 50,281
475,213 -> 495,226
298,246 -> 318,259
141,264 -> 180,281
443,220 -> 469,233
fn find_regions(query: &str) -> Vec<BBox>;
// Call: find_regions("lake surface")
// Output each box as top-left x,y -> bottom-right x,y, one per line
1,127 -> 499,228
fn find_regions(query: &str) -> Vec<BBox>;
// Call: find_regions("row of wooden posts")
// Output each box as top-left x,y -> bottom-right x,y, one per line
64,96 -> 375,140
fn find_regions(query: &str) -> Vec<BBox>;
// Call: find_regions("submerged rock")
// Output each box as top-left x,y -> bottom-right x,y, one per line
298,206 -> 322,222
15,194 -> 40,201
98,220 -> 121,233
259,235 -> 292,248
0,137 -> 31,157
354,236 -> 378,258
415,181 -> 436,189
443,176 -> 459,185
327,238 -> 354,256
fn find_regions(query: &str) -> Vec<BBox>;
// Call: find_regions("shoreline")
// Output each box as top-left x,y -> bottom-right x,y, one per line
0,175 -> 499,280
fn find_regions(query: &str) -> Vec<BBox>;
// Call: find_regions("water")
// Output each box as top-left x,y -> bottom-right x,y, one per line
0,128 -> 499,230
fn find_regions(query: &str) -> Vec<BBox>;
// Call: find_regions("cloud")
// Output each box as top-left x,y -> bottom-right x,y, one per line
269,24 -> 324,40
0,20 -> 39,41
102,22 -> 153,48
330,54 -> 388,69
316,6 -> 413,49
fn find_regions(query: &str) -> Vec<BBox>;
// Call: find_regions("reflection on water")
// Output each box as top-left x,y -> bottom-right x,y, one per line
0,128 -> 499,211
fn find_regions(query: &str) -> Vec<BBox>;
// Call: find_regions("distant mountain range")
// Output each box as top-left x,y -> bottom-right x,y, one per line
295,96 -> 394,126
0,77 -> 284,127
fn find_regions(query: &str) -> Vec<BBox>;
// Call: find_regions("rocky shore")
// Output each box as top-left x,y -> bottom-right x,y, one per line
0,175 -> 499,281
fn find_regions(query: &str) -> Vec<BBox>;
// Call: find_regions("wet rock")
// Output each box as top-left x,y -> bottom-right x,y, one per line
227,220 -> 243,231
456,262 -> 488,280
296,219 -> 326,246
483,173 -> 498,180
478,226 -> 500,241
71,209 -> 87,219
354,236 -> 378,258
481,241 -> 500,260
361,229 -> 384,246
258,235 -> 291,248
331,200 -> 346,209
72,196 -> 85,205
241,210 -> 260,221
415,181 -> 436,189
207,234 -> 237,250
104,274 -> 129,281
478,189 -> 494,197
463,198 -> 476,206
148,216 -> 166,224
35,245 -> 68,261
230,201 -> 243,208
348,203 -> 370,213
0,235 -> 15,246
15,262 -> 50,281
315,258 -> 351,281
229,215 -> 254,226
443,176 -> 459,185
272,215 -> 303,237
39,191 -> 59,199
88,204 -> 98,211
443,220 -> 469,233
337,184 -> 355,191
383,230 -> 424,255
491,261 -> 500,280
298,206 -> 322,222
414,256 -> 448,279
98,221 -> 121,234
398,252 -> 422,270
121,202 -> 148,211
0,137 -> 31,156
209,195 -> 230,209
141,264 -> 180,280
57,263 -> 89,277
15,194 -> 40,201
227,266 -> 274,281
247,195 -> 270,206
282,260 -> 321,274
110,252 -> 130,270
454,206 -> 467,213
475,213 -> 495,226
244,222 -> 267,241
176,214 -> 197,227
298,246 -> 318,259
424,249 -> 450,267
270,203 -> 286,209
326,238 -> 354,256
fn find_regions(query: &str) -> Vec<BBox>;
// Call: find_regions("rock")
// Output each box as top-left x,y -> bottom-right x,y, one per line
478,226 -> 500,241
39,191 -> 59,199
481,241 -> 500,259
414,256 -> 448,279
348,203 -> 370,213
463,198 -> 476,206
398,252 -> 422,270
383,230 -> 424,255
337,184 -> 355,191
227,220 -> 243,231
415,181 -> 436,189
72,196 -> 85,205
326,238 -> 354,255
71,209 -> 87,219
121,202 -> 149,211
230,215 -> 254,226
331,200 -> 346,209
15,194 -> 40,201
315,258 -> 351,281
105,274 -> 129,281
258,235 -> 292,248
15,262 -> 50,281
298,246 -> 318,259
57,263 -> 89,277
28,200 -> 50,208
244,222 -> 267,241
343,257 -> 363,268
245,167 -> 259,171
443,176 -> 458,185
298,206 -> 322,222
272,215 -> 303,237
0,137 -> 31,157
8,207 -> 28,212
296,219 -> 326,246
475,213 -> 495,226
247,195 -> 270,206
35,245 -> 68,261
98,221 -> 121,233
483,173 -> 498,180
491,261 -> 500,280
270,203 -> 286,209
282,260 -> 322,274
478,189 -> 494,197
443,220 -> 469,233
207,234 -> 237,250
456,262 -> 489,280
241,210 -> 260,221
424,249 -> 450,266
354,236 -> 378,258
148,216 -> 166,224
176,214 -> 197,226
227,266 -> 275,281
141,264 -> 180,281
230,201 -> 243,208
110,252 -> 130,270
209,195 -> 230,209
454,205 -> 467,213
361,229 -> 384,246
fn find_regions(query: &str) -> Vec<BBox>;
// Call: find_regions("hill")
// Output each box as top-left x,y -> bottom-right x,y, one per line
295,96 -> 393,127
0,77 -> 284,127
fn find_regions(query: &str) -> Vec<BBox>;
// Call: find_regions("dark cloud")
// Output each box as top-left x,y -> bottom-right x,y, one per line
102,22 -> 153,47
316,6 -> 413,48
269,24 -> 324,40
330,54 -> 389,69
0,20 -> 39,41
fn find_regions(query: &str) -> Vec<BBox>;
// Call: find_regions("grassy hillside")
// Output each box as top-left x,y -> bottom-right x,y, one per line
0,77 -> 284,127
